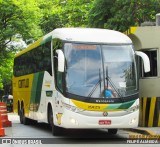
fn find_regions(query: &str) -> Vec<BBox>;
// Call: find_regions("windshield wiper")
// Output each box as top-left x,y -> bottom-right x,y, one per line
105,66 -> 123,98
88,66 -> 124,100
99,68 -> 102,94
88,69 -> 102,97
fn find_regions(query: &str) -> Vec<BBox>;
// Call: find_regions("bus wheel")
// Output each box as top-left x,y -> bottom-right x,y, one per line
18,102 -> 20,115
19,109 -> 23,124
20,107 -> 29,125
108,129 -> 118,135
48,107 -> 63,136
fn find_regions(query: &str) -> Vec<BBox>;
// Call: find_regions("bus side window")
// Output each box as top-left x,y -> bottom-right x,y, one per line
53,39 -> 64,93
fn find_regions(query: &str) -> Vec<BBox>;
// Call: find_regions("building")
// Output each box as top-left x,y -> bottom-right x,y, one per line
126,14 -> 160,127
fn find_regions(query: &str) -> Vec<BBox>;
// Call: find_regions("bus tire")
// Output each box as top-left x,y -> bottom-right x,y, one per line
18,102 -> 20,115
48,107 -> 63,136
108,129 -> 118,135
19,109 -> 23,124
20,107 -> 29,125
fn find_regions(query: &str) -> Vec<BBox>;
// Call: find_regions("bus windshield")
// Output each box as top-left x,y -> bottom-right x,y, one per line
64,43 -> 137,98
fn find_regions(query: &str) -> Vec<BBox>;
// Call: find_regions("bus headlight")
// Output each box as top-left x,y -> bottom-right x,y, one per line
129,118 -> 137,125
62,102 -> 84,113
126,105 -> 139,113
70,118 -> 79,125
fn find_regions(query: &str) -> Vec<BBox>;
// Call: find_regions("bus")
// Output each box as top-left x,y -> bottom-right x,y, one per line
12,28 -> 150,136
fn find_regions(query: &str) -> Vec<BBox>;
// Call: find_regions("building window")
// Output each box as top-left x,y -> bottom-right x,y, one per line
140,49 -> 158,77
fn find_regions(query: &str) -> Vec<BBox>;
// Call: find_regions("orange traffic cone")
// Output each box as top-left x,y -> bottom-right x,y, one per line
0,113 -> 5,137
0,102 -> 12,127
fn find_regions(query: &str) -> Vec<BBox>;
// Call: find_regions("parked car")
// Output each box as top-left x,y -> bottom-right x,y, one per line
2,95 -> 13,112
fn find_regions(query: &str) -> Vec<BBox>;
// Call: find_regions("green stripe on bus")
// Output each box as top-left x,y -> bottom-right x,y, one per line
118,100 -> 135,109
30,72 -> 44,111
105,103 -> 121,110
105,100 -> 136,110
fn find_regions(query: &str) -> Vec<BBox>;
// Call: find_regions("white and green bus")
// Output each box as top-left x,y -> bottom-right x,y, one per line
13,28 -> 150,136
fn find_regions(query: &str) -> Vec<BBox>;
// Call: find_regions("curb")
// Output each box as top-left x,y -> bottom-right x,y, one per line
124,128 -> 157,135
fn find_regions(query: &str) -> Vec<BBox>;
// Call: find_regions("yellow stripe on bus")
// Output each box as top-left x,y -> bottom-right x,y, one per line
71,99 -> 109,111
15,37 -> 43,57
148,97 -> 156,127
71,99 -> 134,112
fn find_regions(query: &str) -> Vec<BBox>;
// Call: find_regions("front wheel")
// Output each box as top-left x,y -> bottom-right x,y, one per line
48,107 -> 64,136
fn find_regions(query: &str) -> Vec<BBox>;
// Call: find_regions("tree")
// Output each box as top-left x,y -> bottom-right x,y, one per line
0,0 -> 43,93
0,0 -> 42,52
38,0 -> 64,34
88,0 -> 116,28
0,52 -> 14,93
60,0 -> 93,27
88,0 -> 160,32
39,0 -> 93,34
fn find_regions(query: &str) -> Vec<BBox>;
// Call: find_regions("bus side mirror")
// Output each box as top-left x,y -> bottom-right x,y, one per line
56,50 -> 65,72
135,51 -> 150,73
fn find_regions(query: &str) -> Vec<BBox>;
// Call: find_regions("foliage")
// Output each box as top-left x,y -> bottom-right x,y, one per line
39,0 -> 93,34
38,0 -> 63,34
0,52 -> 14,92
88,0 -> 116,28
0,0 -> 43,92
0,0 -> 42,51
60,0 -> 93,27
88,0 -> 160,32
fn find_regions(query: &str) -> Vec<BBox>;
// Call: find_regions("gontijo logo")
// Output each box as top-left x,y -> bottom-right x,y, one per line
18,79 -> 29,88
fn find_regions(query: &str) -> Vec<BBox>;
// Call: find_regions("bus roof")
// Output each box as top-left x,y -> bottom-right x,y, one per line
53,28 -> 132,44
15,28 -> 132,57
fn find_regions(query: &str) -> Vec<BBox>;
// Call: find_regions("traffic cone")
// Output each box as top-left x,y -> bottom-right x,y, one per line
0,102 -> 12,127
0,113 -> 5,137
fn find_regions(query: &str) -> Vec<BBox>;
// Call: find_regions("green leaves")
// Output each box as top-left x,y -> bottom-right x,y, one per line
0,0 -> 43,92
0,0 -> 42,50
39,0 -> 93,34
0,52 -> 14,90
88,0 -> 116,28
88,0 -> 160,32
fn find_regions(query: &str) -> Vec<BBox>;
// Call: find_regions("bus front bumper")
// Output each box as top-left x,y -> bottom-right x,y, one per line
54,109 -> 139,129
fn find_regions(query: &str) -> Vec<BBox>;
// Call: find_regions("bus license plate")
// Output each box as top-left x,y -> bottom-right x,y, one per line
99,120 -> 111,125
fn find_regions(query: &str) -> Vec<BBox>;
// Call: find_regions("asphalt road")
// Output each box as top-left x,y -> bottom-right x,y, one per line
1,113 -> 159,147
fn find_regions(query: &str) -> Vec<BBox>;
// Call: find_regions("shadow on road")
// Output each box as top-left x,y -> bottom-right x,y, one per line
25,121 -> 127,144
